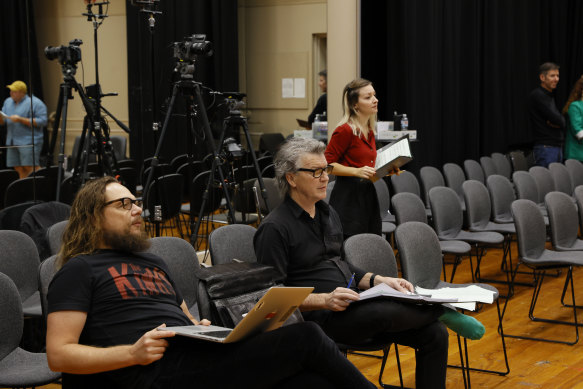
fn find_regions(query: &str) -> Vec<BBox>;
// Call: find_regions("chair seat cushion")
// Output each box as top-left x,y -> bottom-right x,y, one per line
0,347 -> 60,386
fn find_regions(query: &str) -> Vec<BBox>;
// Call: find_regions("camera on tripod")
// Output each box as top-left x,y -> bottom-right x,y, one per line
44,39 -> 83,66
173,34 -> 213,78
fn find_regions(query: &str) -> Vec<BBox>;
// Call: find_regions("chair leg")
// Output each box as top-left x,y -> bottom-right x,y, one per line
560,269 -> 583,309
378,343 -> 406,389
503,266 -> 579,345
448,300 -> 510,379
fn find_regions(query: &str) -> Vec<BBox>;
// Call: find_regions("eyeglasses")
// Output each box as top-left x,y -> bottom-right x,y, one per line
297,165 -> 334,178
104,197 -> 143,210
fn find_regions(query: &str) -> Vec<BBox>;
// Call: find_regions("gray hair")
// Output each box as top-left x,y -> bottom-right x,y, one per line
274,137 -> 327,195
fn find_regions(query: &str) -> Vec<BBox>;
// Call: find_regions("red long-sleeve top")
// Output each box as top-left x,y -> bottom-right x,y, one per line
325,123 -> 377,168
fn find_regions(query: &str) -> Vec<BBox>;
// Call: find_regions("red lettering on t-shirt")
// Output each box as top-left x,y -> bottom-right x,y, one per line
152,269 -> 174,295
108,262 -> 177,299
107,264 -> 139,299
140,267 -> 160,295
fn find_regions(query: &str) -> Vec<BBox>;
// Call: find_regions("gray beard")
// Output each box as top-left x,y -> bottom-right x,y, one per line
102,229 -> 151,253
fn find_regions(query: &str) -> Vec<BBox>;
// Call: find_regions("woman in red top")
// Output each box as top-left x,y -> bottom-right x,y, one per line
325,78 -> 381,239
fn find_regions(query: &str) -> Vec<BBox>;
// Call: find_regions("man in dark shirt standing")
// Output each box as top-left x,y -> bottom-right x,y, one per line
528,62 -> 566,167
46,176 -> 376,388
254,137 -> 486,389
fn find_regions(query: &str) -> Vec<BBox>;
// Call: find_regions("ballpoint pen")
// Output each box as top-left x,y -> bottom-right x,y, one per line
347,272 -> 356,288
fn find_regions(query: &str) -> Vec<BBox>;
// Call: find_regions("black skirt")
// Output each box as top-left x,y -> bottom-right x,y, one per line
329,176 -> 381,238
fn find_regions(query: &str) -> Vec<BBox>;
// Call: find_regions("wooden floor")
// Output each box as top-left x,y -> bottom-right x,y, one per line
24,226 -> 583,389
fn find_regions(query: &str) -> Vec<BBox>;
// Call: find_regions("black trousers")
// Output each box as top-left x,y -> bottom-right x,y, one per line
329,176 -> 382,238
112,322 -> 375,389
305,299 -> 448,389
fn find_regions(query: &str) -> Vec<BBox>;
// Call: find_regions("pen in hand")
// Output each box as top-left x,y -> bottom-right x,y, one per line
347,273 -> 356,289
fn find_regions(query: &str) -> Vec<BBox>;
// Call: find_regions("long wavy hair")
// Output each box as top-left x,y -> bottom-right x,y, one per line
562,75 -> 583,115
57,176 -> 118,269
336,78 -> 377,137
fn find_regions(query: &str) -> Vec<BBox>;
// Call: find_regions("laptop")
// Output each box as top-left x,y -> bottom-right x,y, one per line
162,286 -> 313,343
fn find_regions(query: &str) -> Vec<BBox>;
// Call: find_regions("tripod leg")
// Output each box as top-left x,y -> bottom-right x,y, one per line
240,119 -> 270,213
54,84 -> 71,202
190,84 -> 237,245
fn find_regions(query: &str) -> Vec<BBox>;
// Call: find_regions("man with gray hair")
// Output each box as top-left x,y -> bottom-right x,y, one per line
255,137 -> 485,389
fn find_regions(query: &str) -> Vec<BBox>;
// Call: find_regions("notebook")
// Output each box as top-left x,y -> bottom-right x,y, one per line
374,135 -> 413,179
162,286 -> 313,343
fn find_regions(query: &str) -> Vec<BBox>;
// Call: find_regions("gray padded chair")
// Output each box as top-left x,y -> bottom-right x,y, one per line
395,222 -> 509,380
253,177 -> 283,216
549,162 -> 575,197
508,150 -> 529,172
392,192 -> 471,282
487,175 -> 515,224
46,220 -> 68,256
462,180 -> 514,283
480,156 -> 498,179
544,191 -> 583,252
565,159 -> 583,189
507,199 -> 583,344
513,171 -> 549,217
443,162 -> 466,211
419,166 -> 445,209
0,230 -> 42,318
343,233 -> 404,388
208,224 -> 258,265
0,169 -> 19,209
373,179 -> 396,236
38,255 -> 58,320
324,179 -> 335,204
529,166 -> 556,202
491,153 -> 512,180
147,236 -> 200,319
0,272 -> 61,388
574,186 -> 583,236
429,186 -> 504,283
391,171 -> 431,217
463,159 -> 485,184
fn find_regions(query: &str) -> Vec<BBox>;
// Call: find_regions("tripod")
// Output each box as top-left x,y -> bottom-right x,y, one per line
47,61 -> 108,201
143,79 -> 235,240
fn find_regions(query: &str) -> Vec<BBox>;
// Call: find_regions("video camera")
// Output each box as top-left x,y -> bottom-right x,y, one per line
173,34 -> 213,78
45,39 -> 83,66
174,34 -> 213,62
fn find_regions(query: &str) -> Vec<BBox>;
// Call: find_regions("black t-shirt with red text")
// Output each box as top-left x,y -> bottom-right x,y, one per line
48,249 -> 191,348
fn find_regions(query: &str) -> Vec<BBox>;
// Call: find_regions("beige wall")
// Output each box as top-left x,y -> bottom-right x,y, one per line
327,0 -> 359,129
238,0 -> 327,138
238,0 -> 360,139
34,0 -> 129,157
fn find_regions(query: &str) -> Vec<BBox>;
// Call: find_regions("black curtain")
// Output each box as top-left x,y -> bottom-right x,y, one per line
0,0 -> 43,169
361,0 -> 583,172
126,0 -> 239,166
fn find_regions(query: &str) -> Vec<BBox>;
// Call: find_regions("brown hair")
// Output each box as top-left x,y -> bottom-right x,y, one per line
562,75 -> 583,115
57,176 -> 118,268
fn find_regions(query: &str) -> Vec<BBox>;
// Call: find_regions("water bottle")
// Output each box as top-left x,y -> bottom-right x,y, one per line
401,114 -> 409,131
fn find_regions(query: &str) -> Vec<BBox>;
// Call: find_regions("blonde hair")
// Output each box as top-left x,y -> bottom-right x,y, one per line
336,78 -> 377,137
57,176 -> 118,269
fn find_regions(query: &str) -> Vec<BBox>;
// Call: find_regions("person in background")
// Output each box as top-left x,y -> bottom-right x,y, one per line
528,62 -> 565,167
46,176 -> 375,389
562,75 -> 583,162
308,69 -> 327,126
325,78 -> 381,239
0,80 -> 47,178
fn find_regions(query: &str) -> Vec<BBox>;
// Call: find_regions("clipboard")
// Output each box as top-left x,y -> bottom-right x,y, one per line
375,135 -> 413,179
